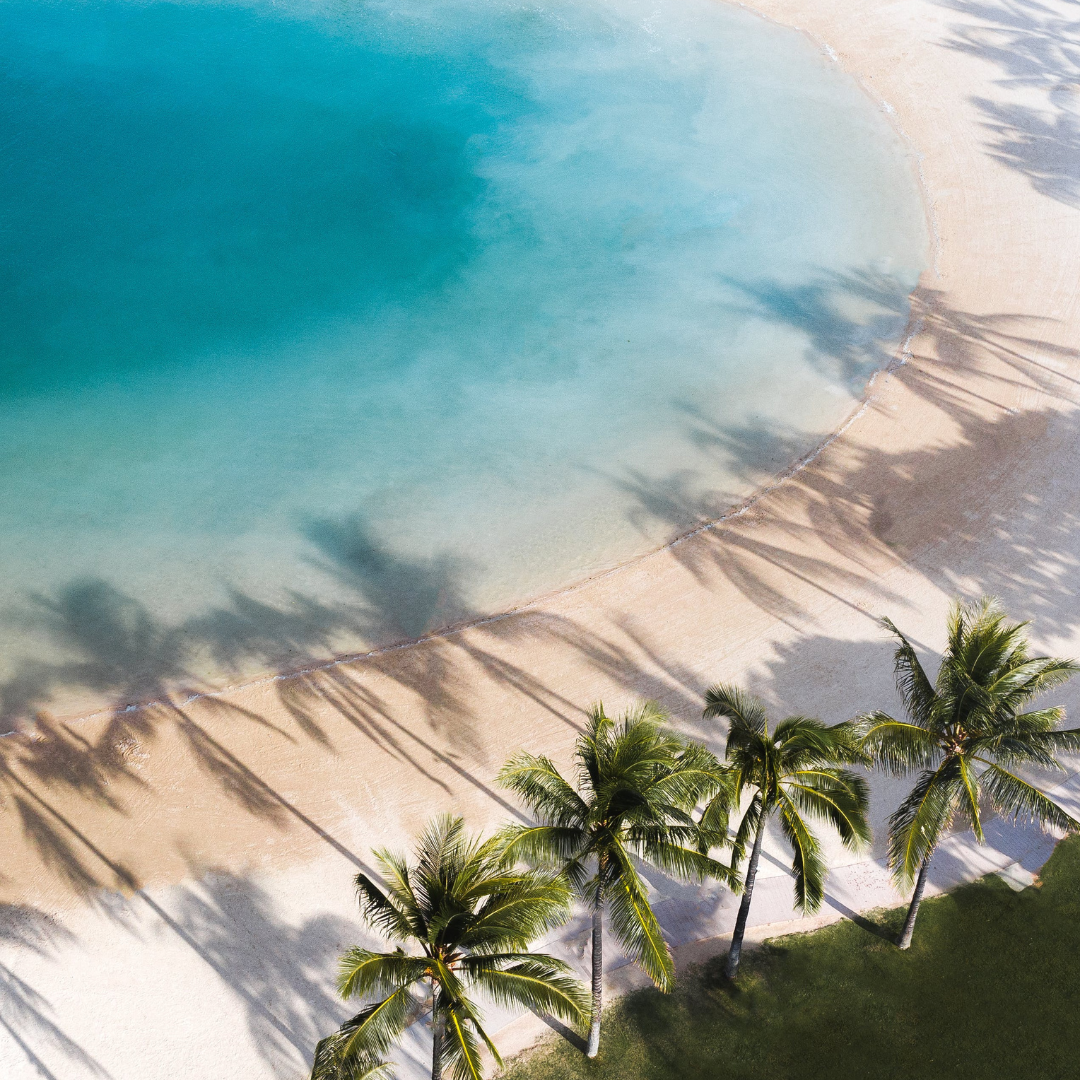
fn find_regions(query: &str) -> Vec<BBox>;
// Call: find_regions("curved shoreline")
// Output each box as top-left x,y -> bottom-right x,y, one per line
0,0 -> 928,729
9,323 -> 925,734
6,39 -> 938,731
3,0 -> 1080,1076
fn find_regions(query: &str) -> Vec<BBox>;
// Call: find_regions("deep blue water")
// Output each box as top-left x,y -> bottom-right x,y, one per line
0,0 -> 927,711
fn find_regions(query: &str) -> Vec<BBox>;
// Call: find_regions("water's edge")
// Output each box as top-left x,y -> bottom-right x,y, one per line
3,0 -> 936,731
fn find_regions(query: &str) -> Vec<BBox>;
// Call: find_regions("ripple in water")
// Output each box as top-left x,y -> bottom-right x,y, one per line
0,0 -> 927,717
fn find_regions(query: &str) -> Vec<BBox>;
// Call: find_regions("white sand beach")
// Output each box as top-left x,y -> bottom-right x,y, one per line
3,0 -> 1080,1076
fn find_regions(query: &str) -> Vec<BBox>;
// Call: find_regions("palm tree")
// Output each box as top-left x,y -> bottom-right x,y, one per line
701,684 -> 870,979
498,701 -> 738,1058
859,597 -> 1080,949
311,815 -> 588,1080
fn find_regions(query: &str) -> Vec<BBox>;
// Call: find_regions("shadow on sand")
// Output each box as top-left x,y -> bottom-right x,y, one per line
937,0 -> 1080,207
1,242 -> 1078,1073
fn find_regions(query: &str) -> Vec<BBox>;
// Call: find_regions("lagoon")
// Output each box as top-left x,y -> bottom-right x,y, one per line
0,0 -> 926,718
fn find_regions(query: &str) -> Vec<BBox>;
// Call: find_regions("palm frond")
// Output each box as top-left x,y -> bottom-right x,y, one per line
973,720 -> 1080,769
617,699 -> 669,732
358,859 -> 421,941
772,715 -> 834,758
957,754 -> 984,841
495,824 -> 587,870
698,774 -> 737,848
586,702 -> 617,740
441,1002 -> 489,1080
882,616 -> 937,727
606,846 -> 673,991
637,838 -> 742,891
729,791 -> 763,869
578,704 -> 615,793
416,815 -> 468,885
335,987 -> 414,1063
991,657 -> 1079,710
977,762 -> 1080,834
638,743 -> 723,812
776,790 -> 825,912
783,768 -> 871,851
997,707 -> 1070,734
464,955 -> 590,1027
497,754 -> 588,827
703,683 -> 768,733
827,718 -> 875,766
888,761 -> 961,887
460,873 -> 573,951
856,713 -> 939,776
311,1027 -> 394,1080
337,949 -> 427,1001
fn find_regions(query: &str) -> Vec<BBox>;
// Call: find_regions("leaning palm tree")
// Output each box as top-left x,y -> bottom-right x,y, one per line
859,597 -> 1080,949
311,815 -> 588,1080
702,684 -> 870,979
498,701 -> 738,1058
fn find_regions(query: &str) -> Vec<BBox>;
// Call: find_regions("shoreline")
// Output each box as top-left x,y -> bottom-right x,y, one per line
8,327 -> 925,734
3,0 -> 1080,1077
0,0 -> 934,734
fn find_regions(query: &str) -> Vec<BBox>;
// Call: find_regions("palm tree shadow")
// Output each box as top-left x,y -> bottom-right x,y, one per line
164,868 -> 363,1076
0,904 -> 110,1079
820,894 -> 896,942
533,1011 -> 588,1053
605,270 -> 1080,632
936,0 -> 1080,208
302,514 -> 481,645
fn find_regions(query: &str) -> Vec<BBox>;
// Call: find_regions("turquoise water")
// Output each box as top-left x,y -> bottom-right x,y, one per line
0,0 -> 926,717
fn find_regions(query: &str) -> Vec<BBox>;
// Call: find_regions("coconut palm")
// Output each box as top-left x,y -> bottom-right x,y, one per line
701,684 -> 870,979
859,597 -> 1080,949
311,815 -> 588,1080
498,701 -> 738,1058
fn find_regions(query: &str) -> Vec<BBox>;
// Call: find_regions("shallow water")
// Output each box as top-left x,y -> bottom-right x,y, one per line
0,0 -> 927,719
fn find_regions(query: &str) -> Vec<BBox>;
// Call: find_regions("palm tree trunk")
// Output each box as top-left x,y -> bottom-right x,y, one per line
725,813 -> 766,980
897,851 -> 933,950
431,999 -> 444,1080
586,877 -> 604,1058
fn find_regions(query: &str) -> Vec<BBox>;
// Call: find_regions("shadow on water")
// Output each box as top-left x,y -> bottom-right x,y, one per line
936,0 -> 1080,207
0,512 -> 604,911
0,244 -> 1078,1071
1,257 -> 1078,883
724,268 -> 913,389
607,270 -> 1080,627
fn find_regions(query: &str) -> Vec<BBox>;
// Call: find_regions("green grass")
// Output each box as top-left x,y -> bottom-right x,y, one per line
505,836 -> 1080,1080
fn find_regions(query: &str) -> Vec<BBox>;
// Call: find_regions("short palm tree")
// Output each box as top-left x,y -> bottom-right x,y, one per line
702,684 -> 870,979
311,815 -> 589,1080
498,701 -> 738,1058
859,597 -> 1080,949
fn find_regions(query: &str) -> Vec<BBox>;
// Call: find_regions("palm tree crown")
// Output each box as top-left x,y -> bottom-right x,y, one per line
312,815 -> 588,1080
702,684 -> 870,977
859,597 -> 1080,947
498,701 -> 737,1056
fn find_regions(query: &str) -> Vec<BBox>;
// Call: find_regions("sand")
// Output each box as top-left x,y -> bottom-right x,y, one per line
3,0 -> 1080,1076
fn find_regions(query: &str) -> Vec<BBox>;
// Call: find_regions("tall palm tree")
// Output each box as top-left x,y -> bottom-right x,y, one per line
498,701 -> 738,1058
859,597 -> 1080,949
311,815 -> 588,1080
702,684 -> 870,979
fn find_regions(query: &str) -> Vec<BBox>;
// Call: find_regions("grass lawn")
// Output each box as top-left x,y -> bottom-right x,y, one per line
504,836 -> 1080,1080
